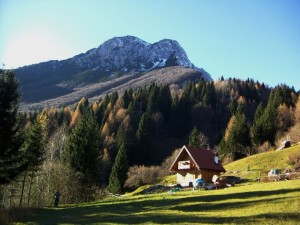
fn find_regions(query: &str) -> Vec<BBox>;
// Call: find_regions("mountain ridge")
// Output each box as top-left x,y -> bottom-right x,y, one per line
15,36 -> 212,110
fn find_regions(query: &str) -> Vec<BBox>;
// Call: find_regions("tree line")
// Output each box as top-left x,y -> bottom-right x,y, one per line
1,69 -> 299,207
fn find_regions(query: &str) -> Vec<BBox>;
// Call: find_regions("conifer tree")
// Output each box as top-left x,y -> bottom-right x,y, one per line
66,107 -> 101,182
204,82 -> 217,107
0,70 -> 26,185
147,85 -> 159,114
219,138 -> 230,156
23,119 -> 45,170
107,143 -> 128,194
127,98 -> 143,131
122,90 -> 131,109
189,126 -> 209,148
225,110 -> 250,158
110,92 -> 119,106
20,119 -> 46,206
250,103 -> 264,146
261,89 -> 281,144
188,127 -> 201,147
158,85 -> 172,120
136,112 -> 152,164
220,105 -> 250,159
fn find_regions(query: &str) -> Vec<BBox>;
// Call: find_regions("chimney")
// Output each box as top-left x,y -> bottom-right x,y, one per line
214,153 -> 219,164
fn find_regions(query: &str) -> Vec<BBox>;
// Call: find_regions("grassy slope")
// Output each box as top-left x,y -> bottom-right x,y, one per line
13,180 -> 300,225
224,144 -> 300,181
11,145 -> 300,225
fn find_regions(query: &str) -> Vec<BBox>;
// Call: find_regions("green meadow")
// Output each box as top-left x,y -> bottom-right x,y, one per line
12,180 -> 300,225
8,145 -> 300,225
224,144 -> 300,181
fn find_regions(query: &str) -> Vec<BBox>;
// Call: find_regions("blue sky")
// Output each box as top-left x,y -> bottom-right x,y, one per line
1,0 -> 299,90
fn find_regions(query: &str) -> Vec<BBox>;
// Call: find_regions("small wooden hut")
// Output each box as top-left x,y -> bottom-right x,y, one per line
170,145 -> 226,186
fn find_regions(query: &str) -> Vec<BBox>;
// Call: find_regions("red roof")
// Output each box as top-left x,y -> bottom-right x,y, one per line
170,145 -> 226,172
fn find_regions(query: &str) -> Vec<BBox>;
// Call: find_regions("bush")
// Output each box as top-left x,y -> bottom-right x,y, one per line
287,153 -> 300,169
257,141 -> 272,153
160,148 -> 181,176
125,165 -> 162,189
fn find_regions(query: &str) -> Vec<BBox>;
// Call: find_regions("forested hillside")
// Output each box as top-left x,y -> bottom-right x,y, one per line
1,69 -> 300,207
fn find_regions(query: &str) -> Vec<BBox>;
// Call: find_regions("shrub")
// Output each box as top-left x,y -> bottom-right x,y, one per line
160,148 -> 181,176
287,152 -> 300,169
258,141 -> 272,153
125,165 -> 162,189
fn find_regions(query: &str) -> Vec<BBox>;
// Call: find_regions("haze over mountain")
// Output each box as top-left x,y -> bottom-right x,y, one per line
15,36 -> 211,110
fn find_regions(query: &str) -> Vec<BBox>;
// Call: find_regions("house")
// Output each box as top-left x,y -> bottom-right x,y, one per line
170,145 -> 226,186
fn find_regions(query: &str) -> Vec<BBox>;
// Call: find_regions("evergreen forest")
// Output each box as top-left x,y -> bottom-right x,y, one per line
1,69 -> 300,207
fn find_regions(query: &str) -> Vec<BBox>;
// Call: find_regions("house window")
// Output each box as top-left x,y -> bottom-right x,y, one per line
178,160 -> 190,169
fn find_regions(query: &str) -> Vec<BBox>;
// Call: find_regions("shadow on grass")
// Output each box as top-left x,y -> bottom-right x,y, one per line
16,188 -> 300,225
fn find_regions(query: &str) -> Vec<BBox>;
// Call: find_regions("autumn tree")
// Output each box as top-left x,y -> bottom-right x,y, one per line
295,96 -> 300,123
70,97 -> 89,127
276,103 -> 294,136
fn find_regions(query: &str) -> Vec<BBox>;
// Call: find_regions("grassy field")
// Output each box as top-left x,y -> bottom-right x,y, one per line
224,144 -> 300,181
12,180 -> 300,225
8,145 -> 300,225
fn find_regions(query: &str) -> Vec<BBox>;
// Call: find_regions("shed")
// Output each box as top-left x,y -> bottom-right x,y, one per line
170,145 -> 226,186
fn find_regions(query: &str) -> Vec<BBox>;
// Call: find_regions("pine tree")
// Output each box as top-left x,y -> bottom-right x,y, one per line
189,126 -> 209,148
220,105 -> 250,159
23,119 -> 45,170
20,119 -> 46,206
169,95 -> 189,138
226,110 -> 250,159
147,84 -> 159,114
122,90 -> 131,109
204,82 -> 217,107
110,92 -> 119,106
261,89 -> 280,144
188,127 -> 200,147
66,107 -> 101,182
135,112 -> 152,165
158,85 -> 172,120
250,103 -> 264,146
107,143 -> 128,194
0,70 -> 26,185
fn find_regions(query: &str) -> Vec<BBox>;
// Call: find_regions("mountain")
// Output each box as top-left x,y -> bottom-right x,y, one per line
15,36 -> 211,110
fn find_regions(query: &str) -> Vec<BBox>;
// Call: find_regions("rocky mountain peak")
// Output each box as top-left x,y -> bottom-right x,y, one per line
73,35 -> 196,72
15,35 -> 211,107
100,35 -> 150,49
